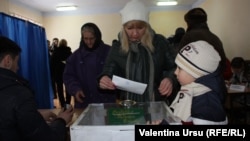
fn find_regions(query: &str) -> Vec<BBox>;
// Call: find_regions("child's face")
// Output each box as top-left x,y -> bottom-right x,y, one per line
174,66 -> 195,85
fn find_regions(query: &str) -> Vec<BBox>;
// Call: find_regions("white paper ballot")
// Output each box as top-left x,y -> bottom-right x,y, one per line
229,84 -> 246,92
112,75 -> 147,95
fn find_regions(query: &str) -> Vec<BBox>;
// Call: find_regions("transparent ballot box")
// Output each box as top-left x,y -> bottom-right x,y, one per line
70,101 -> 179,141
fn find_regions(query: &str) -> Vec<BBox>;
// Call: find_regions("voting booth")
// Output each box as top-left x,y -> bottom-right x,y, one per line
70,101 -> 180,141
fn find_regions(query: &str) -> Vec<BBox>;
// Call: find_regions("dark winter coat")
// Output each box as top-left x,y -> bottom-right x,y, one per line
51,45 -> 72,82
99,33 -> 179,104
63,43 -> 116,108
0,68 -> 67,141
193,67 -> 227,122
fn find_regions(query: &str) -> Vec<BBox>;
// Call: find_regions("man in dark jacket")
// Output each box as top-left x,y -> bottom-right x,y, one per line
179,8 -> 227,74
0,36 -> 74,141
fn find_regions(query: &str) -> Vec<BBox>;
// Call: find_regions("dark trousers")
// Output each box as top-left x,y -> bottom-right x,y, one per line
51,77 -> 57,98
55,80 -> 71,108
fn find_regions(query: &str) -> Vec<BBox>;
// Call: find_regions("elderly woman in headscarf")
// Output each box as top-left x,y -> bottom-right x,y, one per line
63,22 -> 116,109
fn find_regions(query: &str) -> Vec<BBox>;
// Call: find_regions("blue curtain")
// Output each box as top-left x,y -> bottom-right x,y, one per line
0,12 -> 54,109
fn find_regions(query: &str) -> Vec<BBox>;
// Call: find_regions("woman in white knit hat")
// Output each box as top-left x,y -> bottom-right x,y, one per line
152,40 -> 228,125
98,0 -> 179,105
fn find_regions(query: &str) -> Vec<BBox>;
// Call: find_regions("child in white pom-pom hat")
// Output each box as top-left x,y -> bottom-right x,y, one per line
150,40 -> 228,125
171,40 -> 228,125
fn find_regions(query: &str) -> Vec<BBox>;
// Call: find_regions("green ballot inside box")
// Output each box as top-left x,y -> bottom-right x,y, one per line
107,107 -> 145,125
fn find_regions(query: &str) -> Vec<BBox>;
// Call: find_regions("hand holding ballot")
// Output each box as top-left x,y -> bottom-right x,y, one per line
112,75 -> 147,95
99,75 -> 116,90
99,75 -> 147,95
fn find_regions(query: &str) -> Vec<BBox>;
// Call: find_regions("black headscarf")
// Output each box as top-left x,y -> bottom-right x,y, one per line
80,22 -> 103,51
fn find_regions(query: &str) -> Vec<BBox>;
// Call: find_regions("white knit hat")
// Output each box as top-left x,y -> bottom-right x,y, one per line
120,0 -> 149,24
175,40 -> 221,78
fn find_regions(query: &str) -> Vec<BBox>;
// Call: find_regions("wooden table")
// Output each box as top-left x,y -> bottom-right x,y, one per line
227,87 -> 250,124
227,87 -> 250,108
39,108 -> 84,126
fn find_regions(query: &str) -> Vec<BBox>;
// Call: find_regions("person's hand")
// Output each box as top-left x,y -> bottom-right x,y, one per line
99,75 -> 116,90
57,106 -> 74,125
158,78 -> 173,97
75,90 -> 85,103
146,120 -> 163,125
38,110 -> 57,122
225,80 -> 231,87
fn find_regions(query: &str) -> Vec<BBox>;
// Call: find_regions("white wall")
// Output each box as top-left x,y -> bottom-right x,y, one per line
200,0 -> 250,61
1,0 -> 250,61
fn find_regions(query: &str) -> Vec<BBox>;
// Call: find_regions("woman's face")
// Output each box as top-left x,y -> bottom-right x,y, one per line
83,31 -> 96,48
124,20 -> 146,42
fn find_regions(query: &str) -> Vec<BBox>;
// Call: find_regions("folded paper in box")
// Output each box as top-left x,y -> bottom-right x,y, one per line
229,84 -> 246,92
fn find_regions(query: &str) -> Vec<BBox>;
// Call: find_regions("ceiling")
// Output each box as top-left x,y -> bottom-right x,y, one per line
10,0 -> 204,15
